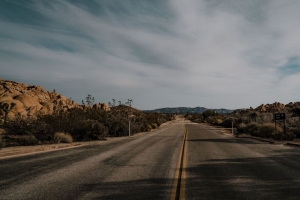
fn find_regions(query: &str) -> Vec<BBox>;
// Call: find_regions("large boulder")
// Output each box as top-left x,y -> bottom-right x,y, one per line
0,78 -> 110,120
14,94 -> 42,109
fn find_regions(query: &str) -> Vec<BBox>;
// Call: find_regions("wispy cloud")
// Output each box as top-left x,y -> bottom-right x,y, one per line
1,0 -> 300,109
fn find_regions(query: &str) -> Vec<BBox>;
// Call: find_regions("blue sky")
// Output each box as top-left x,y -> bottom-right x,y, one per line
1,0 -> 300,110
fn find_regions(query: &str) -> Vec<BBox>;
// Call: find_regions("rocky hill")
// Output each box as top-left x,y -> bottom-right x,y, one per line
0,78 -> 109,122
233,101 -> 300,115
144,106 -> 235,114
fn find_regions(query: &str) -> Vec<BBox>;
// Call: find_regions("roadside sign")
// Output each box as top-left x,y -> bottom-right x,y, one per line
274,113 -> 285,121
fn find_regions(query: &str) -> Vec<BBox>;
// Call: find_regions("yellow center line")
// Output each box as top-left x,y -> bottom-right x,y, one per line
170,124 -> 188,200
180,125 -> 187,200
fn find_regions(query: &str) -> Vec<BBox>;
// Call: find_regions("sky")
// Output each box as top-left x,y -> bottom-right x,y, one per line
1,0 -> 300,110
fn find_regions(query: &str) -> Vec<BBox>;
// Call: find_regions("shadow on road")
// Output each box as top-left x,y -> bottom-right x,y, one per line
185,151 -> 300,200
187,138 -> 259,145
80,178 -> 172,200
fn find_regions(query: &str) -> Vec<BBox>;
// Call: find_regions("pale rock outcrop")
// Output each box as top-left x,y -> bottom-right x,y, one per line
0,78 -> 110,121
93,103 -> 111,111
255,102 -> 285,112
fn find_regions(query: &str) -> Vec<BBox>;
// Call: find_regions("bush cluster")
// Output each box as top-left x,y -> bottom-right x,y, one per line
288,127 -> 300,138
236,122 -> 295,140
4,134 -> 39,146
2,106 -> 174,146
184,113 -> 204,123
54,132 -> 73,143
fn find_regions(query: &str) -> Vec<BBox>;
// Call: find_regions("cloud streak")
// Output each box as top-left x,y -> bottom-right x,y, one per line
1,0 -> 300,109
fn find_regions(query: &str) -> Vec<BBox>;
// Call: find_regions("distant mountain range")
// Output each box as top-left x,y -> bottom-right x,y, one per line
143,107 -> 235,114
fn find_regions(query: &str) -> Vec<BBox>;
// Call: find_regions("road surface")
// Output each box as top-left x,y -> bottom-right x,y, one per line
2,122 -> 300,200
185,124 -> 300,200
0,123 -> 185,200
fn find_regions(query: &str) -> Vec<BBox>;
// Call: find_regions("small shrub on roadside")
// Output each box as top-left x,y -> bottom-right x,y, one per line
284,131 -> 296,140
215,119 -> 223,125
54,132 -> 73,143
288,127 -> 300,138
244,123 -> 261,136
14,134 -> 39,146
271,126 -> 284,140
237,123 -> 246,133
151,123 -> 158,129
258,123 -> 275,138
221,118 -> 235,128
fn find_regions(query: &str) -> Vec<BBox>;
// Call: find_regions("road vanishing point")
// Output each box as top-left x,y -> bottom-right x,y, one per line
1,118 -> 300,200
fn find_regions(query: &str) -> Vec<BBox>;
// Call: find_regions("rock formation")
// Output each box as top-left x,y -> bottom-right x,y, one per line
0,78 -> 110,122
255,102 -> 286,112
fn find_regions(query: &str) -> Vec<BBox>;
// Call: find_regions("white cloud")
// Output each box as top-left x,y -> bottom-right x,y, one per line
1,0 -> 300,109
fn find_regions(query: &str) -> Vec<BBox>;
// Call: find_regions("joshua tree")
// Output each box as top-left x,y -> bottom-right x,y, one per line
0,102 -> 16,125
125,99 -> 133,108
108,99 -> 117,108
86,94 -> 94,106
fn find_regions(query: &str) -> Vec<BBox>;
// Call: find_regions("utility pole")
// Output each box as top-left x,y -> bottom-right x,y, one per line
128,99 -> 133,137
129,120 -> 131,137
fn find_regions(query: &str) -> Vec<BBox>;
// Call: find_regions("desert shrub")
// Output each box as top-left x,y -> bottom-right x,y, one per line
54,132 -> 73,143
71,120 -> 108,140
137,122 -> 149,133
271,126 -> 284,140
2,105 -> 174,146
257,123 -> 275,138
202,110 -> 216,119
244,123 -> 261,136
5,116 -> 54,143
151,123 -> 158,129
185,113 -> 204,123
288,127 -> 300,138
237,123 -> 246,133
221,118 -> 235,128
90,121 -> 108,139
105,119 -> 128,137
14,134 -> 39,146
5,116 -> 36,135
284,130 -> 296,140
291,107 -> 300,117
215,119 -> 223,125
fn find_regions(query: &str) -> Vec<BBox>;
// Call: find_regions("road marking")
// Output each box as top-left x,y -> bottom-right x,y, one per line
180,125 -> 187,200
170,125 -> 187,200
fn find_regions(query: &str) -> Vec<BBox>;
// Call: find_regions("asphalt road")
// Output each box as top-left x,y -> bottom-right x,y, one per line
0,123 -> 185,200
185,124 -> 300,200
2,122 -> 300,200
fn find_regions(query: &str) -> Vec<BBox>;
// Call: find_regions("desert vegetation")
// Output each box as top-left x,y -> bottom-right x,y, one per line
0,104 -> 174,147
187,102 -> 300,140
0,79 -> 175,147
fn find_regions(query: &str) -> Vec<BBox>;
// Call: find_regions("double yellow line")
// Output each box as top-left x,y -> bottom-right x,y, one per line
170,125 -> 188,200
